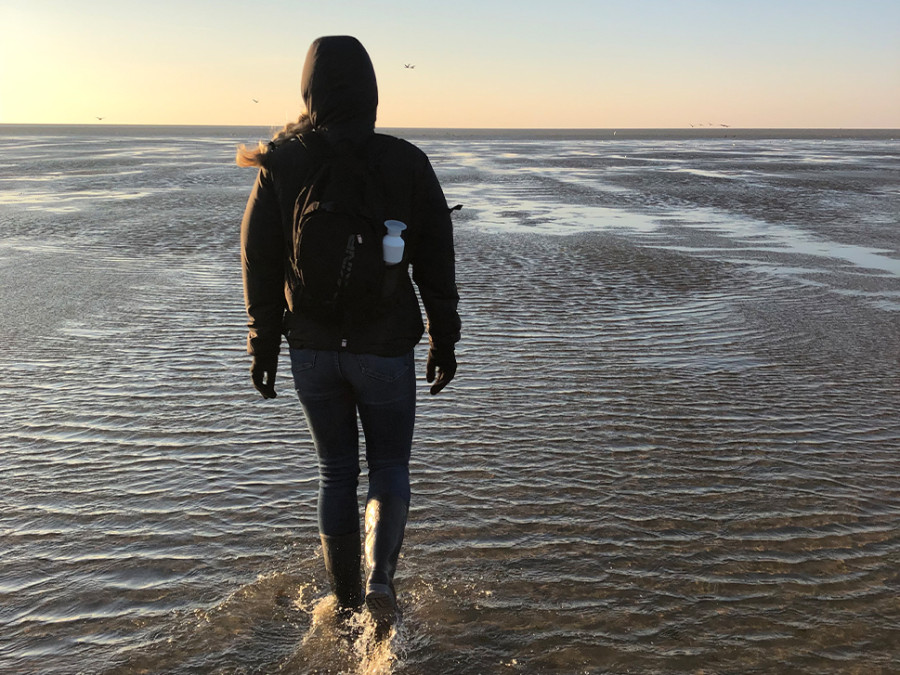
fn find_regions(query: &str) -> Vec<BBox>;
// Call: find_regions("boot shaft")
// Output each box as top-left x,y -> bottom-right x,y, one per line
320,531 -> 363,610
364,497 -> 409,584
364,497 -> 409,628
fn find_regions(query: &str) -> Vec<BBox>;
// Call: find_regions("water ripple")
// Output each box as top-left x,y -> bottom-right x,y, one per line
1,129 -> 898,674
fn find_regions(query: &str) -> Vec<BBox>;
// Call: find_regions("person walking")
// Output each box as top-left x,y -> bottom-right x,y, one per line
237,36 -> 461,632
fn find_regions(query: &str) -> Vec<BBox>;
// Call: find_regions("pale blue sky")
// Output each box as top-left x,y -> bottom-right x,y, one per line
1,0 -> 897,127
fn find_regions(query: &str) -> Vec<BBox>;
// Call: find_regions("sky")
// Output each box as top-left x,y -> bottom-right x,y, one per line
0,0 -> 898,128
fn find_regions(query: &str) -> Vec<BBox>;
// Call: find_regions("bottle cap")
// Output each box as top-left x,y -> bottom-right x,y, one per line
385,219 -> 407,235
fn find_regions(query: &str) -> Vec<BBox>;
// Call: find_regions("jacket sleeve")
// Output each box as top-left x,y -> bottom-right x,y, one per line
411,157 -> 461,348
240,167 -> 286,356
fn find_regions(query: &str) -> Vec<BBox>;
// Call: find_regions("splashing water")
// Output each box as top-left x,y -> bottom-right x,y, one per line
289,593 -> 405,674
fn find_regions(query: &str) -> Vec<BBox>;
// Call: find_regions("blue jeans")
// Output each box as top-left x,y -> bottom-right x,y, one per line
289,348 -> 416,536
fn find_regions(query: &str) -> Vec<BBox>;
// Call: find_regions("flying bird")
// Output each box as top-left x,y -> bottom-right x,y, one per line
96,117 -> 104,121
251,98 -> 259,103
404,64 -> 415,69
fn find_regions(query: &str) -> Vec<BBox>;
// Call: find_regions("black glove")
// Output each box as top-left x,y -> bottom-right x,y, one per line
250,353 -> 278,399
426,343 -> 457,395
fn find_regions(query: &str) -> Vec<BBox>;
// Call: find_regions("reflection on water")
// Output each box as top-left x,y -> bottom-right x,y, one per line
0,127 -> 898,674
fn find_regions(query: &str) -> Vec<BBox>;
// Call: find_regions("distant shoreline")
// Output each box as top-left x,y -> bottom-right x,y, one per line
0,124 -> 896,141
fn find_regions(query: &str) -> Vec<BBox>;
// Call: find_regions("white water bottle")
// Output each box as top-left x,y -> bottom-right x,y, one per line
383,220 -> 407,265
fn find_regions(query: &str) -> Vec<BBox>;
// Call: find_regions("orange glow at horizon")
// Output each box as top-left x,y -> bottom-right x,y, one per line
1,3 -> 898,129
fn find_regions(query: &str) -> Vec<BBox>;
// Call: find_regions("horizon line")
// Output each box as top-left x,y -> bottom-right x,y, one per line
0,123 -> 898,131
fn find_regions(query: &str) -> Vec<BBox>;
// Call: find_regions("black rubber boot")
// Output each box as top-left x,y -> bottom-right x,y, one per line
320,531 -> 363,618
364,497 -> 409,630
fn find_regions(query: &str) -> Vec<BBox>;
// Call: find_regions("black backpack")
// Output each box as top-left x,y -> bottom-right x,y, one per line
291,133 -> 392,326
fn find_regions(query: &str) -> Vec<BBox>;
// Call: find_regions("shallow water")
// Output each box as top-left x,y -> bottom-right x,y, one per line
1,126 -> 898,674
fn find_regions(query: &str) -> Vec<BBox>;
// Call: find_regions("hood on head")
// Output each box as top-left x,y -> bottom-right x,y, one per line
301,36 -> 378,131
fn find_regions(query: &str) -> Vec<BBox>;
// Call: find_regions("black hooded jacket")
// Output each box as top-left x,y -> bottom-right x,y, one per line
240,36 -> 461,357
